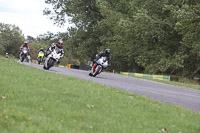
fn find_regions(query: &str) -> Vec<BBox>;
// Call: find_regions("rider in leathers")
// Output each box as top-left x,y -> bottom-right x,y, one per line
37,48 -> 44,55
89,49 -> 111,76
20,41 -> 30,55
45,40 -> 64,63
19,41 -> 30,61
37,48 -> 45,61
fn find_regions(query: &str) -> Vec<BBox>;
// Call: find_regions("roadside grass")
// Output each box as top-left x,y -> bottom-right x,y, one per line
131,76 -> 200,90
104,72 -> 200,90
0,57 -> 200,133
148,78 -> 200,90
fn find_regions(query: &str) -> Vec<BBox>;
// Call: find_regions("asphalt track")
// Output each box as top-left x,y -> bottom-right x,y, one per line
20,62 -> 200,113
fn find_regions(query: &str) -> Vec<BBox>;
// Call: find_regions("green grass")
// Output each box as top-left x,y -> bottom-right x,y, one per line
149,78 -> 200,90
0,57 -> 200,133
105,72 -> 200,90
128,76 -> 200,90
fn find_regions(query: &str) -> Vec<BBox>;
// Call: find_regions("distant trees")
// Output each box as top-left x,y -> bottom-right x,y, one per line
44,0 -> 200,78
0,23 -> 24,57
0,23 -> 54,61
1,0 -> 200,79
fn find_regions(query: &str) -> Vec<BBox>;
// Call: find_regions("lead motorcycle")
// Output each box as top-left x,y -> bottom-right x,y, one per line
89,57 -> 108,77
43,48 -> 62,70
20,47 -> 30,62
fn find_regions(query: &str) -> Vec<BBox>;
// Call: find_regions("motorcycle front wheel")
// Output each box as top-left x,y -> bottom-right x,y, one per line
47,58 -> 56,69
20,54 -> 25,62
38,57 -> 42,64
93,65 -> 101,77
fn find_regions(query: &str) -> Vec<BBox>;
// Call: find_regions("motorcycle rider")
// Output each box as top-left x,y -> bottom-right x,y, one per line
5,53 -> 9,58
19,41 -> 30,60
37,48 -> 44,55
20,41 -> 30,52
45,40 -> 64,63
37,48 -> 45,60
89,49 -> 111,75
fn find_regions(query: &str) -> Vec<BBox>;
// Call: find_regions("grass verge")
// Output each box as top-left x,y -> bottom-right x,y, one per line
0,57 -> 200,133
129,76 -> 200,90
105,72 -> 200,90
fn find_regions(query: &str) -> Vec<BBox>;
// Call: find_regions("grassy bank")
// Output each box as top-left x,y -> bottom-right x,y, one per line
0,57 -> 200,133
150,78 -> 200,90
111,72 -> 200,90
130,76 -> 200,90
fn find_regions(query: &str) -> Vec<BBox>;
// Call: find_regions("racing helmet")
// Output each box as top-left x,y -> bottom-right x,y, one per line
24,41 -> 28,46
57,40 -> 63,48
105,49 -> 111,55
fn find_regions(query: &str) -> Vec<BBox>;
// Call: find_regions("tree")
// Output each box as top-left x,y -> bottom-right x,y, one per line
0,23 -> 24,57
43,0 -> 200,79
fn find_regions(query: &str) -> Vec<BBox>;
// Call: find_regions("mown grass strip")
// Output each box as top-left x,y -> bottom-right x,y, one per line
116,72 -> 200,90
0,57 -> 200,133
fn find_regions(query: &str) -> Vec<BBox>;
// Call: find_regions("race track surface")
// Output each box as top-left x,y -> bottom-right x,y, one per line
20,62 -> 200,113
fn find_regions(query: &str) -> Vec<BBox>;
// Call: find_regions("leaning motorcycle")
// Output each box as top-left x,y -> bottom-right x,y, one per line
37,51 -> 44,64
20,47 -> 29,62
43,48 -> 61,70
89,57 -> 108,77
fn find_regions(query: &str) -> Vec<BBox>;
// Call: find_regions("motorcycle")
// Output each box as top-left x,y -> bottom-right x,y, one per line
43,48 -> 62,70
20,47 -> 30,62
89,57 -> 108,77
37,51 -> 44,64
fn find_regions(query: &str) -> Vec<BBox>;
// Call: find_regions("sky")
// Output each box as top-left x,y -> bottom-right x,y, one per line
0,0 -> 69,38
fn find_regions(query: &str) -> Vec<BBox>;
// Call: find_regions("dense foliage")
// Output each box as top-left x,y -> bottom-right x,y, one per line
0,23 -> 24,57
0,23 -> 69,65
1,0 -> 200,79
44,0 -> 200,78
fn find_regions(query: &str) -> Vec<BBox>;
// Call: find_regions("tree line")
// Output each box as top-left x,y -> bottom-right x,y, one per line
43,0 -> 200,79
0,23 -> 69,65
0,23 -> 24,57
1,0 -> 200,80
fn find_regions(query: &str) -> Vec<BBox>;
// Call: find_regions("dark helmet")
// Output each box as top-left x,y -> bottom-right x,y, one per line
57,40 -> 63,48
105,49 -> 111,55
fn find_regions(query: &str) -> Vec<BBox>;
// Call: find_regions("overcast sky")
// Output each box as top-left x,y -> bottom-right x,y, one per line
0,0 -> 69,38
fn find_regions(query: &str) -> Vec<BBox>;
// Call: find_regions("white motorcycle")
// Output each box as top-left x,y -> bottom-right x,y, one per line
43,48 -> 62,70
20,47 -> 30,62
89,57 -> 108,77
